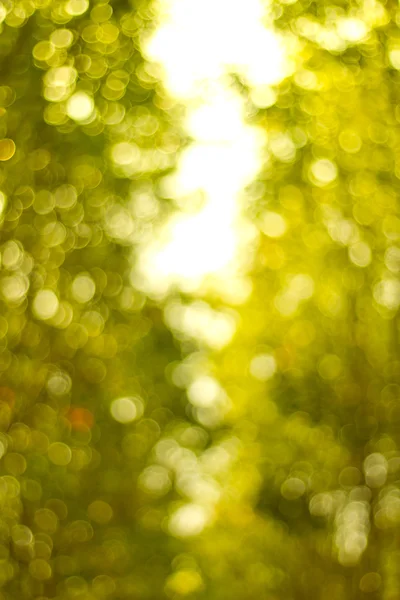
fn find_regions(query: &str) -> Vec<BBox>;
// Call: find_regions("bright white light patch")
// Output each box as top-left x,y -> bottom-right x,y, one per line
310,159 -> 338,186
261,212 -> 287,238
50,28 -> 74,49
250,353 -> 277,381
151,210 -> 236,281
111,142 -> 140,166
188,376 -> 222,408
137,93 -> 265,293
71,274 -> 95,304
164,300 -> 237,349
251,85 -> 277,108
168,503 -> 209,537
46,66 -> 76,87
105,205 -> 134,241
137,0 -> 291,298
110,396 -> 143,424
66,91 -> 94,121
187,89 -> 252,143
337,18 -> 368,42
374,279 -> 400,310
146,0 -> 288,97
65,0 -> 89,17
33,289 -> 59,320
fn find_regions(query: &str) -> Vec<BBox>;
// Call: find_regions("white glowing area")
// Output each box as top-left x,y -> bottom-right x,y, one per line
147,0 -> 289,97
139,86 -> 265,291
137,0 -> 294,298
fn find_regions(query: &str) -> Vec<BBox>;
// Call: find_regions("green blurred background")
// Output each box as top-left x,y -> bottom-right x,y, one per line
0,0 -> 399,598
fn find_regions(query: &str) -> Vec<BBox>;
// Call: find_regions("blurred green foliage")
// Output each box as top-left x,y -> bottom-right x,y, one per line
1,0 -> 400,599
0,0 -> 188,597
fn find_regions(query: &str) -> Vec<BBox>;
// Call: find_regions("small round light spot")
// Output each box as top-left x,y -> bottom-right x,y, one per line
139,465 -> 171,495
34,508 -> 58,534
281,477 -> 306,500
318,354 -> 342,380
374,278 -> 400,310
250,353 -> 277,381
349,242 -> 371,267
33,41 -> 55,62
168,504 -> 208,538
66,91 -> 94,122
65,0 -> 89,16
32,289 -> 59,320
71,274 -> 96,304
337,18 -> 368,42
87,500 -> 113,524
11,524 -> 33,546
0,139 -> 15,161
339,129 -> 362,154
48,442 -> 72,466
50,28 -> 74,49
47,372 -> 72,396
360,572 -> 381,593
261,212 -> 287,238
110,396 -> 143,424
111,142 -> 140,166
187,376 -> 221,408
29,558 -> 52,581
310,159 -> 338,186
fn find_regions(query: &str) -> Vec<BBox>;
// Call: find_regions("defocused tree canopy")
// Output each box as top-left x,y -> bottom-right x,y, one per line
1,0 -> 400,599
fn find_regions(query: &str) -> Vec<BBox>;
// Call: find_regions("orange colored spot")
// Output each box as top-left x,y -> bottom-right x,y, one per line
66,407 -> 94,431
